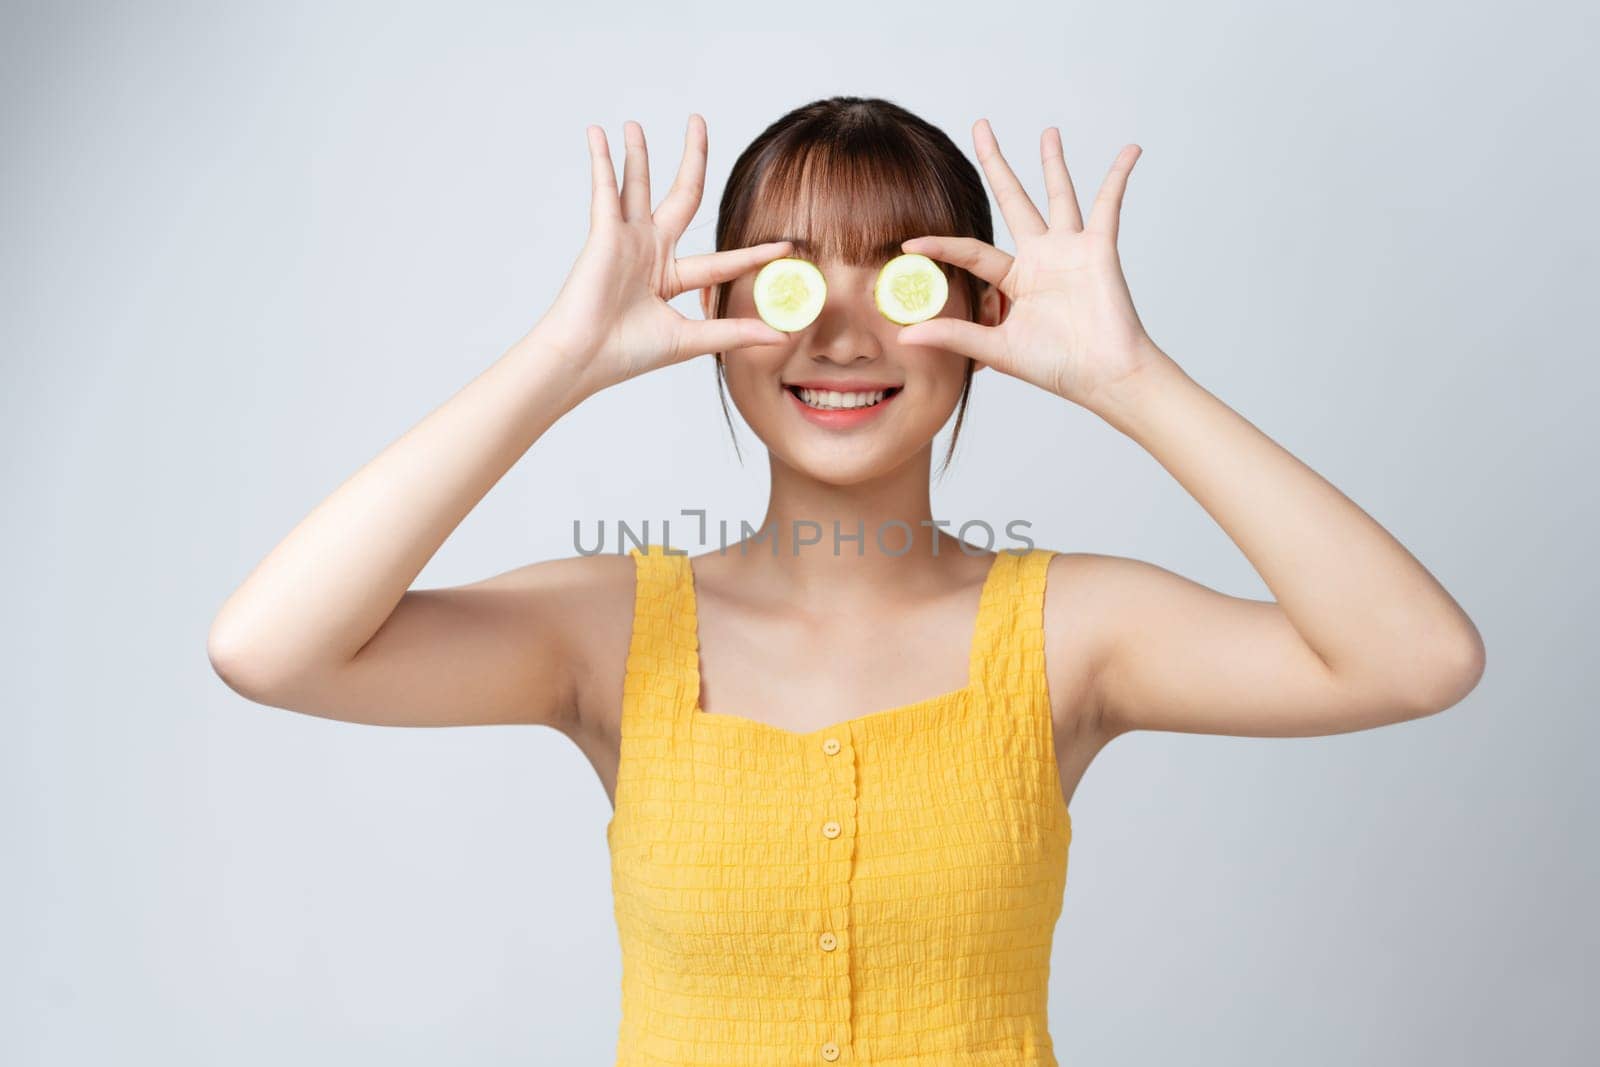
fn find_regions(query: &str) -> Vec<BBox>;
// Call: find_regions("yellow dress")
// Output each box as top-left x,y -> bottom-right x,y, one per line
607,543 -> 1072,1066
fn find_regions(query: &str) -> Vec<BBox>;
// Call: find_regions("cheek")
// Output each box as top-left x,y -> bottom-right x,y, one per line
721,342 -> 789,409
924,355 -> 970,401
724,354 -> 783,399
720,286 -> 747,319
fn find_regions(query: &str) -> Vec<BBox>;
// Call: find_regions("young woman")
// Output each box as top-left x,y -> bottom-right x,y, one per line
208,97 -> 1485,1066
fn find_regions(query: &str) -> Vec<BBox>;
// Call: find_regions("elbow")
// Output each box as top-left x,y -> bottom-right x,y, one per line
1402,625 -> 1487,718
207,620 -> 288,704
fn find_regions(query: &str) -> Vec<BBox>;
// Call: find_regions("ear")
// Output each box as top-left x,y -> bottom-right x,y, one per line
700,286 -> 714,320
969,284 -> 1006,375
978,283 -> 1006,329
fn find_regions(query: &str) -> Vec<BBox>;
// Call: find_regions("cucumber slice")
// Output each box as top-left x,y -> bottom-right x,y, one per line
874,253 -> 948,325
753,257 -> 827,333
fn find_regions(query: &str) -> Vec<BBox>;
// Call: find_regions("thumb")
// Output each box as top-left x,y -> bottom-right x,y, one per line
674,317 -> 788,362
896,318 -> 1004,366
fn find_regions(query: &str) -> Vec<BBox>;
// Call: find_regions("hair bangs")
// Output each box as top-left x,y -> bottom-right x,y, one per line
733,136 -> 969,272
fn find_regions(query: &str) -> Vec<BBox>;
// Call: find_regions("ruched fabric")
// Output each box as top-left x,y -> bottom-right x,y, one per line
607,544 -> 1072,1066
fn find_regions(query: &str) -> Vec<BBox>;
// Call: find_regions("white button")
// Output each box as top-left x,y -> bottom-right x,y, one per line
819,931 -> 837,951
822,820 -> 841,839
822,737 -> 841,755
821,1041 -> 840,1061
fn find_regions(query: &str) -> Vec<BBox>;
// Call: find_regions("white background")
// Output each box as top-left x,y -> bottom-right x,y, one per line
4,1 -> 1595,1063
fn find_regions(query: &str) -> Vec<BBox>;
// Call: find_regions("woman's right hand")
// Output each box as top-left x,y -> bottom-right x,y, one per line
533,115 -> 795,397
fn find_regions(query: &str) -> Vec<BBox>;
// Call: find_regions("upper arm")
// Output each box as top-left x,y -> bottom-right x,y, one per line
1070,553 -> 1432,740
218,553 -> 629,731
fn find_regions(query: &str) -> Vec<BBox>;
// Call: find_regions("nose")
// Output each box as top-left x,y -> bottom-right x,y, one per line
805,273 -> 885,365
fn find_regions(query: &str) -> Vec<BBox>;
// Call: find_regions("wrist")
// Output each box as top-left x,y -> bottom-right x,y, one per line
515,319 -> 593,366
1082,343 -> 1192,434
505,325 -> 605,413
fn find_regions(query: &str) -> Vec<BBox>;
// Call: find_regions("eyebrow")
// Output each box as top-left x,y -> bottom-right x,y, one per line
756,236 -> 909,261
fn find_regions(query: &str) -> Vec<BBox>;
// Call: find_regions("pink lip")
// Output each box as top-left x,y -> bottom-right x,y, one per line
783,383 -> 900,429
785,379 -> 903,391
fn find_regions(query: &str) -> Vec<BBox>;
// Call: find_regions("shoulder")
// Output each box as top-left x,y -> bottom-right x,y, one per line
487,550 -> 641,737
479,548 -> 638,607
1034,549 -> 1157,741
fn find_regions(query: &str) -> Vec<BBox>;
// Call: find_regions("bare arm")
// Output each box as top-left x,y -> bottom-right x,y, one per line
206,333 -> 593,728
1082,354 -> 1485,739
902,121 -> 1483,742
206,115 -> 792,729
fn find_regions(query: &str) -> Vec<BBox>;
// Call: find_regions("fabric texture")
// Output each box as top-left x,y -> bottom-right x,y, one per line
607,543 -> 1072,1066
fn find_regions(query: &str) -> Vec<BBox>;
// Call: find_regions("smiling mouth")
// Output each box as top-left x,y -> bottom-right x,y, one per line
784,385 -> 904,411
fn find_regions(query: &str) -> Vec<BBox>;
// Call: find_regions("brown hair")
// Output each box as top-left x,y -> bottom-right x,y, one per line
707,96 -> 994,478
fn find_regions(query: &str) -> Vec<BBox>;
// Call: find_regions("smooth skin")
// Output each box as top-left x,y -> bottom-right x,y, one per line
207,114 -> 1486,815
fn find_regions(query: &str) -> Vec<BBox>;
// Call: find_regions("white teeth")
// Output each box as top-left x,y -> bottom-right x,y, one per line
796,388 -> 889,410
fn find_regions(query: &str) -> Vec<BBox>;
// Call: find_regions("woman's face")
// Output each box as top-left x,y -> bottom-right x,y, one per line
703,249 -> 1001,486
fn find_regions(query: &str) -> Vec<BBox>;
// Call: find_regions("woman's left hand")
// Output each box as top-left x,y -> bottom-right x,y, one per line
897,120 -> 1173,411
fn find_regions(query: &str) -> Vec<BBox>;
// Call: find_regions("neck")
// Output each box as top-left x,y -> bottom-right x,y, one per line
734,444 -> 971,594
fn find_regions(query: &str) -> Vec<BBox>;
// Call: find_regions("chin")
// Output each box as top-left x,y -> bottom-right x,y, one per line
776,441 -> 916,488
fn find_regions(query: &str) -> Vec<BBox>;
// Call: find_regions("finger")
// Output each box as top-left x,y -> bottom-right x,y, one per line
674,316 -> 789,361
653,113 -> 707,242
620,120 -> 651,222
670,240 -> 794,297
973,118 -> 1048,239
898,235 -> 1013,291
1041,127 -> 1084,231
587,125 -> 622,226
896,316 -> 1007,366
1086,144 -> 1142,240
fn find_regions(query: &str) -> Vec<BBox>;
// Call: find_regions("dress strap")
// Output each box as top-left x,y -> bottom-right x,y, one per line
968,546 -> 1058,704
623,543 -> 1056,727
620,543 -> 700,733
